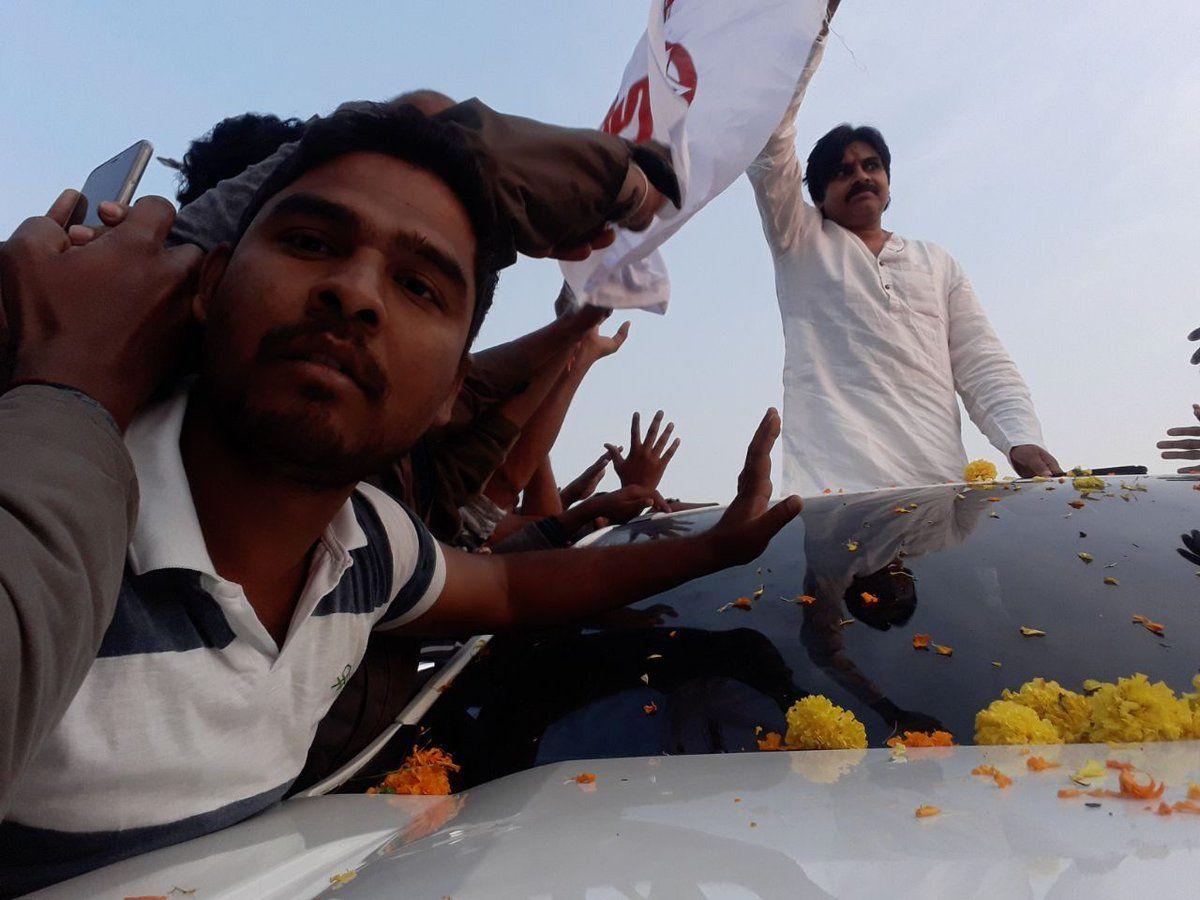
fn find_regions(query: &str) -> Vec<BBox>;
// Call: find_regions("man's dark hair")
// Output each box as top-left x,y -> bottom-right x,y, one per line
176,113 -> 307,207
804,123 -> 892,206
237,103 -> 501,344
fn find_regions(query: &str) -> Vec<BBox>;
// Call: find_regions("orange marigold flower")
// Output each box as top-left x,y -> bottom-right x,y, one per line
914,804 -> 941,818
934,644 -> 954,656
886,730 -> 955,748
374,745 -> 460,796
912,633 -> 931,650
1026,756 -> 1060,771
1117,768 -> 1165,800
756,731 -> 785,751
1131,614 -> 1165,636
1173,800 -> 1200,814
573,773 -> 597,785
971,764 -> 1013,788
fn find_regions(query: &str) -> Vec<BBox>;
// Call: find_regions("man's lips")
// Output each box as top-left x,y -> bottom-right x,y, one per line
273,336 -> 386,399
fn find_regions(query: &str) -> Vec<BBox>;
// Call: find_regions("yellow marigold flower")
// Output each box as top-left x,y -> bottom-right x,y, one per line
784,695 -> 867,750
1177,674 -> 1200,739
974,700 -> 1062,745
964,459 -> 998,483
1002,678 -> 1091,743
1086,673 -> 1193,744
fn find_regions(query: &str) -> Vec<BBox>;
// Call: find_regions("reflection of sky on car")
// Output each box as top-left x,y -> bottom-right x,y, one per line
422,476 -> 1200,784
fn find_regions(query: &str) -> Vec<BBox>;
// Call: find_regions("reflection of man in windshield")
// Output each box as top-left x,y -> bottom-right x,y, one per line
799,485 -> 984,734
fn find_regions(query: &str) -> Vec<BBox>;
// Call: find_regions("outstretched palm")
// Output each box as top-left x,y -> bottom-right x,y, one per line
709,409 -> 803,564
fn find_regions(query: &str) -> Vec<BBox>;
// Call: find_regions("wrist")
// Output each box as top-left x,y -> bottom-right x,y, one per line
8,362 -> 133,430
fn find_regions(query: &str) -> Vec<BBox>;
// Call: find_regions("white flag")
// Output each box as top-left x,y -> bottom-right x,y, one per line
561,0 -> 831,312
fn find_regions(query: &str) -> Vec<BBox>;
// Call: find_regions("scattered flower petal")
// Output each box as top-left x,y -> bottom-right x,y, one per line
572,773 -> 597,784
1131,614 -> 1165,636
1026,756 -> 1060,771
934,644 -> 954,657
1078,552 -> 1094,563
1103,577 -> 1119,586
329,870 -> 358,887
643,701 -> 658,715
860,591 -> 880,606
971,764 -> 1013,789
1019,626 -> 1046,637
846,540 -> 859,552
914,804 -> 941,818
912,633 -> 931,650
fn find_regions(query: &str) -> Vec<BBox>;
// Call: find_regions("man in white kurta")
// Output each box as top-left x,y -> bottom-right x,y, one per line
747,62 -> 1059,497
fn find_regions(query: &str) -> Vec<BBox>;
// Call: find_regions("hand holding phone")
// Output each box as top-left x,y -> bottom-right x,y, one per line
68,140 -> 154,229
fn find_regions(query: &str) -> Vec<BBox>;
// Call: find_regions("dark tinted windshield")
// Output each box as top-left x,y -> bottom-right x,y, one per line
421,476 -> 1200,788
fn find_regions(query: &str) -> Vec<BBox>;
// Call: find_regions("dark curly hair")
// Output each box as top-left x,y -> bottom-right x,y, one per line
176,113 -> 307,207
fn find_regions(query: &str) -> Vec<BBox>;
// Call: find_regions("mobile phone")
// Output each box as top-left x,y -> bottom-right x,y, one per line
69,140 -> 154,228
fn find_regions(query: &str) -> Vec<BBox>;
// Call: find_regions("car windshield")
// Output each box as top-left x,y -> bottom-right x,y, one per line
419,475 -> 1200,789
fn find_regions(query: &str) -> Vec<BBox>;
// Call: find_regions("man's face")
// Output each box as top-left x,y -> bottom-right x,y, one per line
819,140 -> 890,230
194,152 -> 477,487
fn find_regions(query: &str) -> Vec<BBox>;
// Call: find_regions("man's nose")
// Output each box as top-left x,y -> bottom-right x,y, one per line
311,257 -> 386,330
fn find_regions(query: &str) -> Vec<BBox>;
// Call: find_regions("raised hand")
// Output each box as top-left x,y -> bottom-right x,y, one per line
1157,404 -> 1200,474
1,192 -> 202,429
557,484 -> 670,537
1009,444 -> 1063,478
559,452 -> 611,509
575,320 -> 630,368
605,409 -> 681,492
708,409 -> 802,565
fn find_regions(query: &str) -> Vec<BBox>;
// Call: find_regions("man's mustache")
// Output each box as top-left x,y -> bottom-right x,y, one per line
847,181 -> 879,200
256,316 -> 388,400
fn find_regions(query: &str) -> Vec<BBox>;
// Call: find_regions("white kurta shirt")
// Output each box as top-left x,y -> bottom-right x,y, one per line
747,66 -> 1045,497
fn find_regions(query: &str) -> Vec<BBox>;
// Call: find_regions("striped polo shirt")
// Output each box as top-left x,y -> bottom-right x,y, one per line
0,389 -> 445,894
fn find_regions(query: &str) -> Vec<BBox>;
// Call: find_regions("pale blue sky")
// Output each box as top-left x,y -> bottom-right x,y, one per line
2,1 -> 1196,500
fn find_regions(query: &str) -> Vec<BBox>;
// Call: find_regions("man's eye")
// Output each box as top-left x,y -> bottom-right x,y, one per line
865,161 -> 880,171
282,232 -> 332,255
397,274 -> 442,306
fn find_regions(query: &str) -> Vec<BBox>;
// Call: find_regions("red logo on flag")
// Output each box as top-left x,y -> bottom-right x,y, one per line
601,41 -> 697,141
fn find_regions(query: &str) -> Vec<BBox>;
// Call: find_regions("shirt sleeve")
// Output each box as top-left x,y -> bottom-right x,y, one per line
946,255 -> 1046,455
354,484 -> 447,630
0,385 -> 138,815
744,30 -> 829,256
166,141 -> 300,250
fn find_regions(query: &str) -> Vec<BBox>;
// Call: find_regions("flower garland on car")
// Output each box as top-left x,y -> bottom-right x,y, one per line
975,673 -> 1200,745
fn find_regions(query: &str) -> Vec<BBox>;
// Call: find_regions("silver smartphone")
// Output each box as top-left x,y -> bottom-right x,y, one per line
69,140 -> 154,228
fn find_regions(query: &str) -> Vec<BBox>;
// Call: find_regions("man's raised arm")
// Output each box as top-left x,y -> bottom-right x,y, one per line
404,410 -> 801,635
745,2 -> 838,255
0,193 -> 200,812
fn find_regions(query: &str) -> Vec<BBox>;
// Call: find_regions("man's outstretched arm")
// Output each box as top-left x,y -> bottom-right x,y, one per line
405,410 -> 801,635
0,193 -> 200,813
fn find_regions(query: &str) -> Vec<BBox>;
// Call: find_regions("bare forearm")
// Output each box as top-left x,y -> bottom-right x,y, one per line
486,359 -> 592,508
471,316 -> 579,381
519,458 -> 562,517
430,531 -> 727,634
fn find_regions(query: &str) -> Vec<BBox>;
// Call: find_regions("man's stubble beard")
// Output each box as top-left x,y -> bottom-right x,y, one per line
195,374 -> 396,491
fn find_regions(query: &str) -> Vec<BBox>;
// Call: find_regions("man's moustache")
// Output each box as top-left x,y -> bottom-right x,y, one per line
847,182 -> 878,200
256,319 -> 388,399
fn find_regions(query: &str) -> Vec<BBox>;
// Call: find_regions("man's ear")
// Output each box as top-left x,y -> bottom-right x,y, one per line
192,244 -> 232,326
431,356 -> 469,429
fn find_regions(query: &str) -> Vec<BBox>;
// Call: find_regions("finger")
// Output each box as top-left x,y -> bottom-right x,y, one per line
630,412 -> 642,450
1192,346 -> 1200,365
753,495 -> 804,543
1157,439 -> 1200,450
610,321 -> 631,350
97,201 -> 130,228
46,189 -> 81,226
550,244 -> 591,262
737,409 -> 781,503
1178,465 -> 1200,474
588,228 -> 617,250
1189,327 -> 1200,341
1039,449 -> 1062,476
650,490 -> 670,513
1161,451 -> 1200,459
586,453 -> 610,476
661,437 -> 681,466
1165,427 -> 1200,437
67,224 -> 96,246
652,421 -> 674,456
604,443 -> 625,465
644,410 -> 664,448
120,195 -> 179,244
164,242 -> 204,280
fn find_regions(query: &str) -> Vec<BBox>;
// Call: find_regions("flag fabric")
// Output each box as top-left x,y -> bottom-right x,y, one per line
560,0 -> 832,312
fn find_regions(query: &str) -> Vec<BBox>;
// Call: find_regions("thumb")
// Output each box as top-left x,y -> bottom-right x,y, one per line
753,495 -> 802,543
